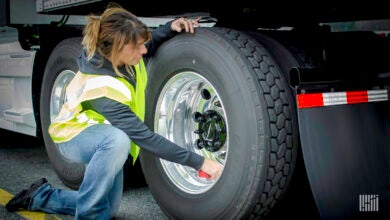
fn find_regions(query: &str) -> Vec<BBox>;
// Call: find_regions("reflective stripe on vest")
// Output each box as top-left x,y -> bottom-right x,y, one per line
49,59 -> 147,163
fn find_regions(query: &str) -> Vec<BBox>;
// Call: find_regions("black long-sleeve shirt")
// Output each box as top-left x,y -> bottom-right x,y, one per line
77,22 -> 204,170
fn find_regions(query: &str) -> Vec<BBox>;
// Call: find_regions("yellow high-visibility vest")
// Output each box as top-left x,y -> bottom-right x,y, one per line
49,59 -> 147,163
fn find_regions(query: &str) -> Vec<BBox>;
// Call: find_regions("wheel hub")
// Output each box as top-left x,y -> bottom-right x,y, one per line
193,110 -> 226,152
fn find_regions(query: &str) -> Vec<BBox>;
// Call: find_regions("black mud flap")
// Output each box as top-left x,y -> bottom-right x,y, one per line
297,90 -> 390,219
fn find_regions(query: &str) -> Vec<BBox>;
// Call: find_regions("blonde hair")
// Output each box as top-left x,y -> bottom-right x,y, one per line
82,5 -> 151,77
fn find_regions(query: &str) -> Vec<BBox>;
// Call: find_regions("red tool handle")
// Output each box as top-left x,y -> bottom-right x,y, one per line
198,170 -> 211,178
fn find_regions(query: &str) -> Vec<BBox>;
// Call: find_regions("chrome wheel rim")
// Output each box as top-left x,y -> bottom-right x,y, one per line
155,71 -> 227,194
50,70 -> 75,121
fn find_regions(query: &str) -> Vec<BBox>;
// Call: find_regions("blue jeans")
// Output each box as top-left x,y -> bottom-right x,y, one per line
29,124 -> 130,220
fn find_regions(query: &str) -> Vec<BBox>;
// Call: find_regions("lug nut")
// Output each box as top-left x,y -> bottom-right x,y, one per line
192,112 -> 204,122
213,141 -> 221,148
195,139 -> 205,149
194,129 -> 203,134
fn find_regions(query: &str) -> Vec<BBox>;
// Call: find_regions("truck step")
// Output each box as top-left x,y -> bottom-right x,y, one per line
3,108 -> 35,127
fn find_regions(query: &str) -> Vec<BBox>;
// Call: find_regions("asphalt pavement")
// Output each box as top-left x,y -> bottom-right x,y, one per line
0,129 -> 168,220
0,128 -> 322,220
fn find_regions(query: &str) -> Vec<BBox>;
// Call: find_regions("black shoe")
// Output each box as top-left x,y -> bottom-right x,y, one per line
5,178 -> 48,212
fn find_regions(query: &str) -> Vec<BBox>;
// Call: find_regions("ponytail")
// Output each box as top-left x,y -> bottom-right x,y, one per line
82,15 -> 100,60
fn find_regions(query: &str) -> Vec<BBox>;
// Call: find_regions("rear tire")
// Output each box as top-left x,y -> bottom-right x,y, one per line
140,27 -> 299,219
40,37 -> 84,189
40,37 -> 147,189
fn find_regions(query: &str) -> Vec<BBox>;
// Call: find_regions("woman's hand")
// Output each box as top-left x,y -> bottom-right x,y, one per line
171,17 -> 201,34
199,158 -> 223,180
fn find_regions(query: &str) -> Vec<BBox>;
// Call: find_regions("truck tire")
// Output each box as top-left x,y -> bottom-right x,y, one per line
249,31 -> 318,78
40,37 -> 84,189
248,31 -> 318,218
140,27 -> 298,219
40,37 -> 146,189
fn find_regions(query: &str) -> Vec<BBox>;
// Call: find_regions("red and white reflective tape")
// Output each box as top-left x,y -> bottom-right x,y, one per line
297,89 -> 388,109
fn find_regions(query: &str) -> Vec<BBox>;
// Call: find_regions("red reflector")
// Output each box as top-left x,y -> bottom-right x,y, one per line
297,93 -> 324,108
297,89 -> 388,109
346,91 -> 368,104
